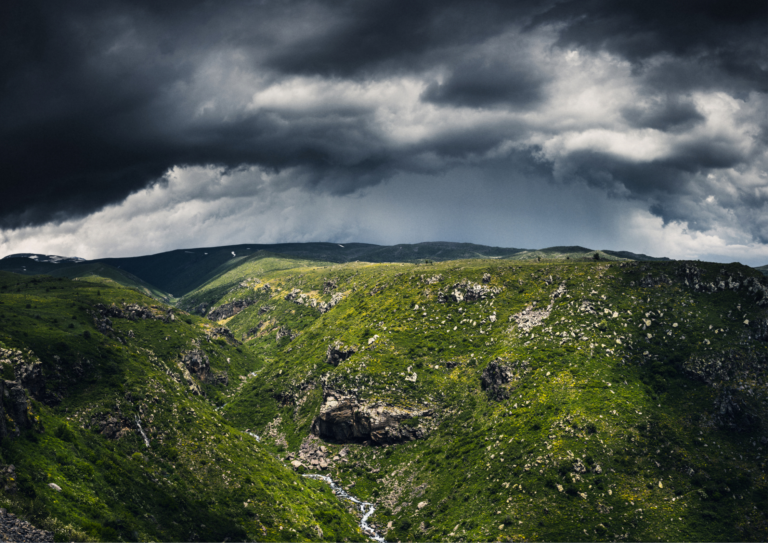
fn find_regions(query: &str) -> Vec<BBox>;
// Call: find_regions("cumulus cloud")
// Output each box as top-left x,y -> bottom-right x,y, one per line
0,0 -> 766,261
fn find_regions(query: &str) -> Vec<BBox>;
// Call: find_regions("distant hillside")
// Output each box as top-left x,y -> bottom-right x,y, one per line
0,255 -> 172,302
755,264 -> 768,276
1,243 -> 671,299
47,262 -> 173,302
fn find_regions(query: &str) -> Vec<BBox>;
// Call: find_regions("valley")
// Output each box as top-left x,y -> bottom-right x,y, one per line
0,245 -> 766,541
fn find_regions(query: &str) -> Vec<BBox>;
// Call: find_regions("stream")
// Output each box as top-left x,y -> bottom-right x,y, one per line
303,474 -> 386,543
134,415 -> 150,448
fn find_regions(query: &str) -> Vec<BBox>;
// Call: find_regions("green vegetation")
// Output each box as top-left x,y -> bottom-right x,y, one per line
0,271 -> 361,541
1,249 -> 767,542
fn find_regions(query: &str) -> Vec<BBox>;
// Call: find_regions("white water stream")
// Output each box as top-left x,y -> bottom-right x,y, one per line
134,415 -> 150,448
303,474 -> 386,543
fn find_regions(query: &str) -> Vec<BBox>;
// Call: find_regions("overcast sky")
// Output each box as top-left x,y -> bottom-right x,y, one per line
1,0 -> 767,264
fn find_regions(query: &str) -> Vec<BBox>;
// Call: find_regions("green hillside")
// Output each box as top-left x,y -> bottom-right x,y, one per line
196,257 -> 767,541
0,271 -> 362,542
755,265 -> 768,277
86,242 -> 670,299
0,258 -> 172,302
2,250 -> 767,542
46,263 -> 173,302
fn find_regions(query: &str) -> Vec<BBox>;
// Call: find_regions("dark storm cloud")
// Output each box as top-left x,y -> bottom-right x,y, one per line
0,0 -> 765,236
531,0 -> 766,72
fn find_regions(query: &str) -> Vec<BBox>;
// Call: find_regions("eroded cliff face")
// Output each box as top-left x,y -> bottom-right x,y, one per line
311,391 -> 429,445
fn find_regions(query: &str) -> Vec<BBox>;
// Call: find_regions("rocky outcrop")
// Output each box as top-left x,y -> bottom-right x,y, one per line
639,273 -> 672,288
442,279 -> 501,304
181,350 -> 210,381
713,388 -> 758,431
311,391 -> 428,445
206,327 -> 237,343
276,326 -> 297,342
481,359 -> 514,400
510,282 -> 567,332
90,414 -> 136,440
744,276 -> 768,307
0,349 -> 44,439
325,342 -> 356,366
323,280 -> 338,294
752,318 -> 768,341
94,303 -> 161,321
682,350 -> 762,386
675,264 -> 768,304
207,299 -> 255,321
0,508 -> 54,542
1,349 -> 46,401
319,292 -> 345,314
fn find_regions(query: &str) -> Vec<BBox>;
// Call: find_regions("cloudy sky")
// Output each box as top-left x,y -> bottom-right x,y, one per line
1,0 -> 767,263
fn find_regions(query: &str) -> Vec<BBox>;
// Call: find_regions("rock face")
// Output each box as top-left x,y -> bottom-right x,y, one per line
481,359 -> 514,400
311,391 -> 428,445
181,350 -> 210,381
325,342 -> 356,366
207,299 -> 255,321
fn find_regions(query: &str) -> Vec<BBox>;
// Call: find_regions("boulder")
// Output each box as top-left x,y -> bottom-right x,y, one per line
311,391 -> 428,445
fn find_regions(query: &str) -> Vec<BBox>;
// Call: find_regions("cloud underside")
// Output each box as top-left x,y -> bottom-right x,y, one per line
0,0 -> 766,256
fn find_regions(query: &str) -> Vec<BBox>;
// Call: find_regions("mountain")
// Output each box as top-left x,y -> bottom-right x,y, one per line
755,264 -> 768,277
1,246 -> 766,542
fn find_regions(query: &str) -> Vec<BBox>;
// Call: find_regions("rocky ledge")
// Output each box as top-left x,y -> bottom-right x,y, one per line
311,391 -> 429,445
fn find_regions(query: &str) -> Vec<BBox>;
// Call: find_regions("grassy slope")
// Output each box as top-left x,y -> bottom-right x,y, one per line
46,263 -> 173,302
204,258 -> 768,542
0,259 -> 173,302
0,271 -> 361,542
